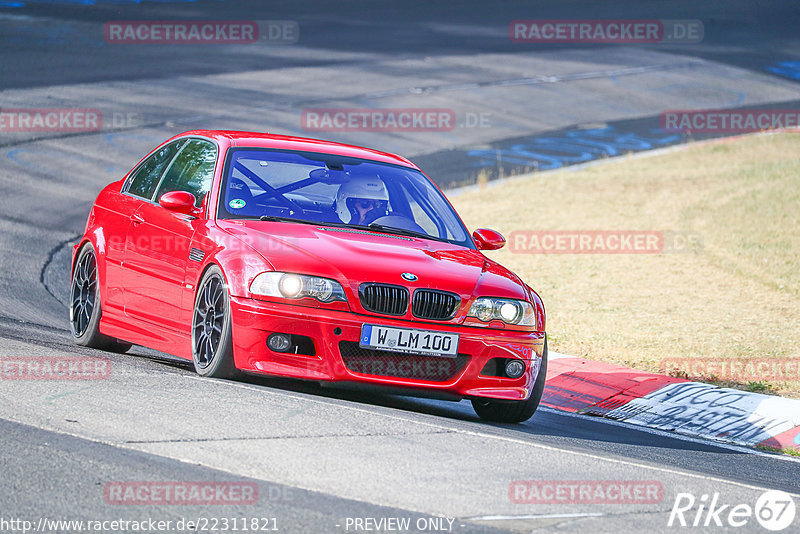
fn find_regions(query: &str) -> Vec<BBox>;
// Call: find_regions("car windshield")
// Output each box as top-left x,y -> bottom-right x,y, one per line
218,148 -> 472,247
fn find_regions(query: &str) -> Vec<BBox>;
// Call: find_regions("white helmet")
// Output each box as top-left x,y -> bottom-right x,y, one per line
335,176 -> 390,224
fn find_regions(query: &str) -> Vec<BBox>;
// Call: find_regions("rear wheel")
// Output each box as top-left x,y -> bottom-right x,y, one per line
471,336 -> 548,423
191,265 -> 237,378
70,244 -> 132,352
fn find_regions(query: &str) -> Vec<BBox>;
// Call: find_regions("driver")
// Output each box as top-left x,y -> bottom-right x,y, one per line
335,176 -> 390,225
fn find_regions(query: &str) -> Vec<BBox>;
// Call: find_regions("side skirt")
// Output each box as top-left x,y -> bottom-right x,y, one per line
100,306 -> 191,360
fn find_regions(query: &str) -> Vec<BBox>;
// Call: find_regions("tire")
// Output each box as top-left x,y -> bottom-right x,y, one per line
70,243 -> 132,353
191,265 -> 237,378
471,336 -> 549,423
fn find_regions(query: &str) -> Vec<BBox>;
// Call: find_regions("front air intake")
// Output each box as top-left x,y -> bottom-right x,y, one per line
412,289 -> 460,321
359,283 -> 409,316
339,341 -> 469,382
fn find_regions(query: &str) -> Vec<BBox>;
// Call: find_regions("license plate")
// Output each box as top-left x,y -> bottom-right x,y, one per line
359,324 -> 459,358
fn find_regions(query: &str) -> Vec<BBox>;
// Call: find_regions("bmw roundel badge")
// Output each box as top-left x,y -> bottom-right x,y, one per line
401,272 -> 418,282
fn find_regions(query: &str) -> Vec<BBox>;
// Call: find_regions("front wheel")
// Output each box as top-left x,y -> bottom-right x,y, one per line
191,265 -> 237,378
471,336 -> 549,423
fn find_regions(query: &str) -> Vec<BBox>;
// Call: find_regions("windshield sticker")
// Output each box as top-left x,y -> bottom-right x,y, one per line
229,199 -> 246,209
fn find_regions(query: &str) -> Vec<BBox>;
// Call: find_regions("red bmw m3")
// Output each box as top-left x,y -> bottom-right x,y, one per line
70,131 -> 547,422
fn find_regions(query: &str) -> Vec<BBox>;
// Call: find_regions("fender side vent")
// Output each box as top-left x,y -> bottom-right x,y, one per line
189,248 -> 205,262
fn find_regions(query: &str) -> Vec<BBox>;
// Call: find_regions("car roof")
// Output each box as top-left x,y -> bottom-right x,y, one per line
170,130 -> 419,169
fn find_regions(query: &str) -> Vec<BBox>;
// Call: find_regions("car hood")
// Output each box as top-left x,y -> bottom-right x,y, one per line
218,220 -> 528,302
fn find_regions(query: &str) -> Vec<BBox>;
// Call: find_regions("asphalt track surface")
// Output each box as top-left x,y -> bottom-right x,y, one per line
2,1 -> 800,533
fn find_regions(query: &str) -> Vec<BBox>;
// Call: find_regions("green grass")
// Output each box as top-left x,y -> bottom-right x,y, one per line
452,133 -> 800,397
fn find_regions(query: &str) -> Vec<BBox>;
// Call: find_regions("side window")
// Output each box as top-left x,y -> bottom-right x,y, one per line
126,140 -> 184,200
154,139 -> 217,206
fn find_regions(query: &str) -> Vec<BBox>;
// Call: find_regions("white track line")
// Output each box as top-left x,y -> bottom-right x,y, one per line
7,370 -> 795,527
174,374 -> 800,496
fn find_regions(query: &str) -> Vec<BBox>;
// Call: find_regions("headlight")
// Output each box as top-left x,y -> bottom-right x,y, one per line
467,297 -> 536,327
250,272 -> 347,303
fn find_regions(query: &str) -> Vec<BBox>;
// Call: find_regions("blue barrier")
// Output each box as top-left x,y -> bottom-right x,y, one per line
466,126 -> 681,170
767,61 -> 800,81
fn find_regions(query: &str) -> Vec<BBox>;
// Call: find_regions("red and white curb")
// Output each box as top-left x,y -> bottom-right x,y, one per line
542,352 -> 800,453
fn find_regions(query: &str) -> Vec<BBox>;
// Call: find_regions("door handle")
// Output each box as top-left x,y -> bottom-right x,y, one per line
131,213 -> 145,225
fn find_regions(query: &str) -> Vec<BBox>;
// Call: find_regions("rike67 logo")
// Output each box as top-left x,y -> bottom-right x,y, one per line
668,490 -> 796,531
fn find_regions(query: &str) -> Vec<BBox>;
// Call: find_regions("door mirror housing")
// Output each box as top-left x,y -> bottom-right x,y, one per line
159,191 -> 200,216
473,228 -> 506,250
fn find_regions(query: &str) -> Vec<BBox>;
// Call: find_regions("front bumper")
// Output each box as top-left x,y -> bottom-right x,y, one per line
230,296 -> 546,401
